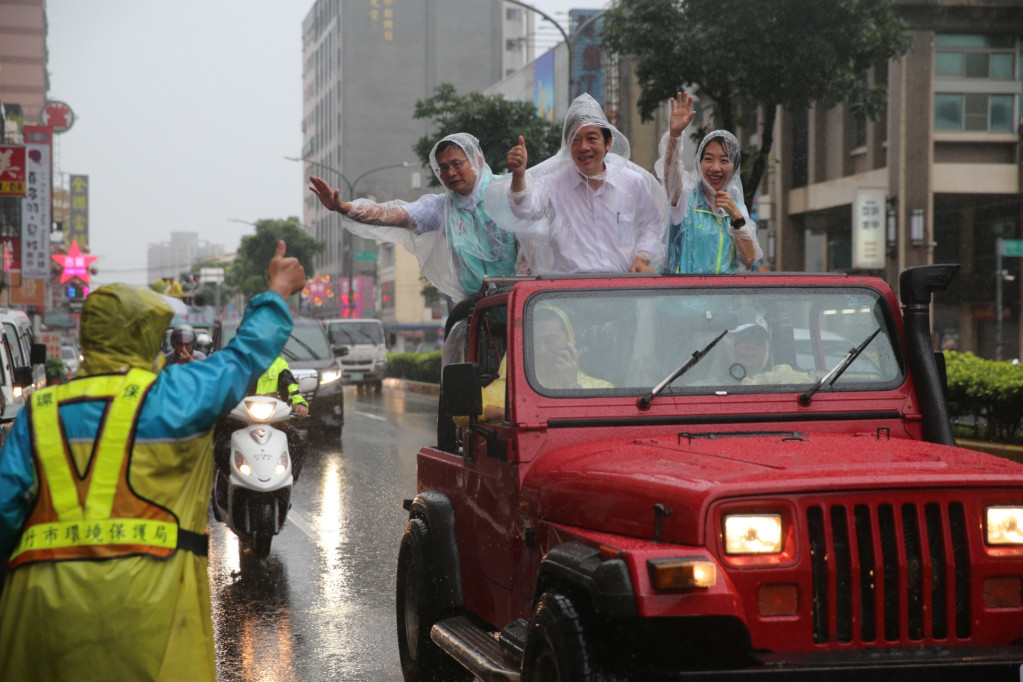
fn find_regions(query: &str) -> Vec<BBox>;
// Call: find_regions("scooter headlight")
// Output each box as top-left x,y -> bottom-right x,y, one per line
234,452 -> 253,477
274,453 -> 289,477
245,400 -> 276,422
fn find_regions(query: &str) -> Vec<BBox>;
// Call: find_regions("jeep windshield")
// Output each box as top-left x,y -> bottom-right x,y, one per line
524,286 -> 904,397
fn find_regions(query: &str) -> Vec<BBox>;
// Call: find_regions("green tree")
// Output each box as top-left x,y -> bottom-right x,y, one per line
602,0 -> 911,206
413,83 -> 563,184
228,217 -> 324,302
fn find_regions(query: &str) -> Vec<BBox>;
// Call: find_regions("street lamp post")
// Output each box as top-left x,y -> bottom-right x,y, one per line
285,156 -> 412,317
502,0 -> 604,108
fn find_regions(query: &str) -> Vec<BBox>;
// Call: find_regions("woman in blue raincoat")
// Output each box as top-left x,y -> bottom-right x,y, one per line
657,92 -> 761,274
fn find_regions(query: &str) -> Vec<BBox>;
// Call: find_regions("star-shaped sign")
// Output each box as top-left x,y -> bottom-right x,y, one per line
52,240 -> 97,284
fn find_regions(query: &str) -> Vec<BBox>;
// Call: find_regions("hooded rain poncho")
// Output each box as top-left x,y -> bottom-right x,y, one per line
484,94 -> 668,275
340,133 -> 517,301
656,129 -> 762,274
0,283 -> 293,682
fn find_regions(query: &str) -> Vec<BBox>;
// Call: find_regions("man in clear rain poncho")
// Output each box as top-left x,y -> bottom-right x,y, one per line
656,92 -> 761,274
0,242 -> 306,681
308,133 -> 518,302
484,93 -> 668,275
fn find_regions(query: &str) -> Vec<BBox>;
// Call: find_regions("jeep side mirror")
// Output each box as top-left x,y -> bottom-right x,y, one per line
13,366 -> 33,388
441,363 -> 483,417
30,343 -> 47,366
333,344 -> 350,357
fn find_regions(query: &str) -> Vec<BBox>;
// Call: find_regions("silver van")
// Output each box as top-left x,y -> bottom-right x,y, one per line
0,308 -> 47,397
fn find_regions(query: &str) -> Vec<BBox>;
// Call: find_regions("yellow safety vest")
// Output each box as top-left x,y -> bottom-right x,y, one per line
256,356 -> 308,408
9,369 -> 206,569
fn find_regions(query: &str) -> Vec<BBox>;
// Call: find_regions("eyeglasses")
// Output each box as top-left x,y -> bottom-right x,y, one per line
434,158 -> 470,175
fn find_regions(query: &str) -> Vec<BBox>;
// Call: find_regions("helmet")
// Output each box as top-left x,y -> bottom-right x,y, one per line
194,332 -> 213,355
170,324 -> 196,346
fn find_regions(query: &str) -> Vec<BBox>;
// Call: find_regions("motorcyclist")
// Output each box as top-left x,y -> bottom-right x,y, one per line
213,355 -> 310,497
164,324 -> 206,366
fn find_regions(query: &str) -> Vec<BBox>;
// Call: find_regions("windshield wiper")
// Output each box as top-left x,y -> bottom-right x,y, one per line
287,334 -> 324,360
638,329 -> 728,409
798,327 -> 882,406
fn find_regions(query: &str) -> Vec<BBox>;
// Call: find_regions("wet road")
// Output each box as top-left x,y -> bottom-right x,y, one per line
207,384 -> 437,682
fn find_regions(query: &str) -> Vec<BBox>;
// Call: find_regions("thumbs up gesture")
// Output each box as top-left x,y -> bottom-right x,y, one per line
507,135 -> 528,176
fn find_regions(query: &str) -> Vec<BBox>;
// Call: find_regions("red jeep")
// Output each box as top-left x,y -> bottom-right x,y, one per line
397,265 -> 1023,681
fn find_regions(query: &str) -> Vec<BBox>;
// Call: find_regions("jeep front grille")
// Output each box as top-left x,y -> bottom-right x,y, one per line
807,501 -> 970,645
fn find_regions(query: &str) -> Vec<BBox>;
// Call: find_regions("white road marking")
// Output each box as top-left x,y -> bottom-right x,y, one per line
285,509 -> 316,540
353,410 -> 386,421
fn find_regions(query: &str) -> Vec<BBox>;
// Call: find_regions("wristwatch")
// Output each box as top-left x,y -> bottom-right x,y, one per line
731,217 -> 746,229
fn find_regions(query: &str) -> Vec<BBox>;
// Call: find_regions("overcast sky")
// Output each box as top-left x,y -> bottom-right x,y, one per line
45,0 -> 585,286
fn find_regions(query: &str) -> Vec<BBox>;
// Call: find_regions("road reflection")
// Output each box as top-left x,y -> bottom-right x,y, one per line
211,539 -> 297,681
208,385 -> 435,681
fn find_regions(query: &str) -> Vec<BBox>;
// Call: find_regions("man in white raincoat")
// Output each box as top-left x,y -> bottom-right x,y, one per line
0,242 -> 306,681
308,133 -> 518,302
485,93 -> 668,275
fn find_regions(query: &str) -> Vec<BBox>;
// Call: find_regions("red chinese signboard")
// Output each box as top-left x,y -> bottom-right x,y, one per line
0,145 -> 26,196
39,100 -> 75,133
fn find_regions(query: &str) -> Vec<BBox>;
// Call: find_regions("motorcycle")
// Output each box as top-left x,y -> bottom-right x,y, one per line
211,394 -> 295,559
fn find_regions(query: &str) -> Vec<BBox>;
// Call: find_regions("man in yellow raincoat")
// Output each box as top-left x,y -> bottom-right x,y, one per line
0,241 -> 305,681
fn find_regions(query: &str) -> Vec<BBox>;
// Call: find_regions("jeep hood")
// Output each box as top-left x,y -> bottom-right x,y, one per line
523,432 -> 1023,546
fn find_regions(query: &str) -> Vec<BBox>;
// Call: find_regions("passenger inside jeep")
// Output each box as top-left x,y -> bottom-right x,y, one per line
700,307 -> 814,386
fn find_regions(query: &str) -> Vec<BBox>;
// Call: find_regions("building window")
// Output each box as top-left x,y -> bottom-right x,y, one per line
506,7 -> 522,21
506,38 -> 522,52
933,33 -> 1020,133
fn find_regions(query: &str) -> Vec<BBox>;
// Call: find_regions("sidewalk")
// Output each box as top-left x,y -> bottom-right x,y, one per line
956,438 -> 1023,464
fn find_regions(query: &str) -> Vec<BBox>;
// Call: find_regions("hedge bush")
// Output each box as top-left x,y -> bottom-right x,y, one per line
386,351 -> 442,384
944,351 -> 1023,444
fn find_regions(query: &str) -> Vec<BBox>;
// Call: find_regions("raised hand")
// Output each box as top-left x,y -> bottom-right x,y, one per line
267,240 -> 307,299
669,91 -> 695,139
308,176 -> 350,214
507,136 -> 528,175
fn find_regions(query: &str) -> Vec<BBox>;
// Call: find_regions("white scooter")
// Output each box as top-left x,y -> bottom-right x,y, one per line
211,394 -> 295,559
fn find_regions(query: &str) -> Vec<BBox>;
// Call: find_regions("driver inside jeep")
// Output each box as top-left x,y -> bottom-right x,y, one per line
460,304 -> 612,425
712,308 -> 812,386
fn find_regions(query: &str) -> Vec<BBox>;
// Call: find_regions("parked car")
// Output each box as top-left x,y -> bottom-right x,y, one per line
0,323 -> 25,446
214,316 -> 346,440
0,308 -> 47,398
399,265 -> 1023,680
324,318 -> 387,390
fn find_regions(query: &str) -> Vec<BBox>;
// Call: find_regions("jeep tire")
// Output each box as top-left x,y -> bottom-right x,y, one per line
522,591 -> 606,682
396,517 -> 471,682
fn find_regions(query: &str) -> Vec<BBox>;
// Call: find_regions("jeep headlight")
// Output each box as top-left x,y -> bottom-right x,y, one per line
320,367 -> 342,385
987,507 -> 1023,545
724,514 -> 783,555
